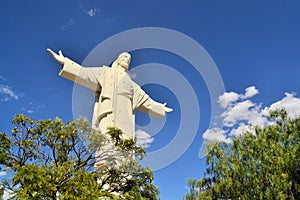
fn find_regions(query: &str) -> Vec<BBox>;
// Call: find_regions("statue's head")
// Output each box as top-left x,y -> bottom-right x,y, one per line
117,52 -> 131,70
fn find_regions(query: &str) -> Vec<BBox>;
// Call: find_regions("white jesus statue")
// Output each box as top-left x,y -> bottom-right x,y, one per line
47,49 -> 172,141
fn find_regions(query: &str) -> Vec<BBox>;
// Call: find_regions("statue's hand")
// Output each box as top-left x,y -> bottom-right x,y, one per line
163,102 -> 173,112
47,48 -> 65,65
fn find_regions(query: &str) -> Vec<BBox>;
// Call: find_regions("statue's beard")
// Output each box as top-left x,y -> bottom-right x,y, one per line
119,63 -> 129,70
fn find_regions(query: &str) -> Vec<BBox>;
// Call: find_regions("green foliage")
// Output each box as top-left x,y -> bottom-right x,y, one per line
0,114 -> 159,199
185,109 -> 300,199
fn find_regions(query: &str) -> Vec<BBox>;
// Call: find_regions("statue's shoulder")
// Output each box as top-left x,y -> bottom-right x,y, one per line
91,65 -> 109,70
102,65 -> 110,69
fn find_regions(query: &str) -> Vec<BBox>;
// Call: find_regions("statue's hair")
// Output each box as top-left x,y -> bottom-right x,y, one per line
118,52 -> 130,59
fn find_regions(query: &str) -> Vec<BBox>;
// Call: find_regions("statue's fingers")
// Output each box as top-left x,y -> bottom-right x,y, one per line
47,48 -> 54,55
47,48 -> 58,58
59,50 -> 63,56
165,107 -> 173,112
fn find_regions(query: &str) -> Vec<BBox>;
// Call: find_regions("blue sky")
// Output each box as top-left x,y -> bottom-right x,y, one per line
1,1 -> 300,199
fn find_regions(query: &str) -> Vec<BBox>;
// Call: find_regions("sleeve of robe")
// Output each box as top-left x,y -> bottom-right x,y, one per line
132,81 -> 166,119
58,57 -> 104,92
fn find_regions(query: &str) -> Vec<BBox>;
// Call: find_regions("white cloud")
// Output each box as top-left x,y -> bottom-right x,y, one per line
218,91 -> 239,108
242,86 -> 259,99
266,92 -> 300,119
203,128 -> 231,143
218,86 -> 259,108
222,100 -> 268,127
203,86 -> 300,143
222,100 -> 255,126
0,84 -> 19,101
86,9 -> 99,17
135,129 -> 154,148
229,123 -> 255,137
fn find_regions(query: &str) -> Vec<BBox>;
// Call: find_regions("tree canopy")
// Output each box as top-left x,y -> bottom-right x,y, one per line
0,114 -> 159,199
185,109 -> 300,199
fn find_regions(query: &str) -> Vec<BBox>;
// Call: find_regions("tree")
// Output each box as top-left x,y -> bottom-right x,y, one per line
0,114 -> 159,199
185,109 -> 300,199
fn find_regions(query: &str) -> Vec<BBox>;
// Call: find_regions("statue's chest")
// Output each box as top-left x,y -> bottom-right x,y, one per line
100,69 -> 134,99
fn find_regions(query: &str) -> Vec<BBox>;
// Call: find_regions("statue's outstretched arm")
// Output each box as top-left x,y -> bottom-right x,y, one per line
133,83 -> 173,118
47,48 -> 103,91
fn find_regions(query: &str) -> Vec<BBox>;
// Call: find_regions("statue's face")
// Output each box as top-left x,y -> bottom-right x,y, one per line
118,52 -> 131,70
